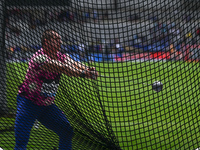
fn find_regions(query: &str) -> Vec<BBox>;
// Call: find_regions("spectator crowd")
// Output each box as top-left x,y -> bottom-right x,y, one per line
4,8 -> 200,62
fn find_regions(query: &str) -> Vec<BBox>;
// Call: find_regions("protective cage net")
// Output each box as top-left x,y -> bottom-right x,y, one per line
0,0 -> 200,149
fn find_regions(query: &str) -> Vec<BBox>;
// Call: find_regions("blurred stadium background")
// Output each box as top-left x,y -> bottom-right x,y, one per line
3,0 -> 200,63
1,0 -> 200,149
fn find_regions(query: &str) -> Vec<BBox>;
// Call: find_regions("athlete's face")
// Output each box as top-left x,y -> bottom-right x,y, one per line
46,32 -> 62,52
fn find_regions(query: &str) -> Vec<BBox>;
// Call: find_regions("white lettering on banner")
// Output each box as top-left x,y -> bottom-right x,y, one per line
41,81 -> 59,97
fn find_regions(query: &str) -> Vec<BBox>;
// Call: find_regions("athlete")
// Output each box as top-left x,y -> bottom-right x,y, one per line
14,29 -> 98,150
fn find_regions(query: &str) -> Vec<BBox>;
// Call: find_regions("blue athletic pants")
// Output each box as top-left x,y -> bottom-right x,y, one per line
14,95 -> 73,150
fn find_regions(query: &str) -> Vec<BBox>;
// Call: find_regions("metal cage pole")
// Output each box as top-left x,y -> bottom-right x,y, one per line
0,0 -> 7,115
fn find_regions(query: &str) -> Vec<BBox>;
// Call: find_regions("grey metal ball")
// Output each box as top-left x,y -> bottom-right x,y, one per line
152,81 -> 163,92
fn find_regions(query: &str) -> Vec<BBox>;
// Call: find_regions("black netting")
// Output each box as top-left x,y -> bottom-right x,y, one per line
0,0 -> 200,150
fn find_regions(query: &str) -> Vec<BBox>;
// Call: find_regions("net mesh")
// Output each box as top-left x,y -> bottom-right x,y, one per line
1,0 -> 200,150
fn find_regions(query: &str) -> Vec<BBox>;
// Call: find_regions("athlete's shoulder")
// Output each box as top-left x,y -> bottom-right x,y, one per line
31,50 -> 49,64
57,52 -> 71,61
65,53 -> 70,57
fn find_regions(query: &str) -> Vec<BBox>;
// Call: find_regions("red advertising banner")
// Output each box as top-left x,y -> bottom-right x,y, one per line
115,52 -> 171,62
115,47 -> 188,62
185,45 -> 200,62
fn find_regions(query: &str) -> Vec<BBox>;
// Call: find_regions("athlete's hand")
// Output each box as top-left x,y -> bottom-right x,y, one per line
85,70 -> 98,80
87,67 -> 96,71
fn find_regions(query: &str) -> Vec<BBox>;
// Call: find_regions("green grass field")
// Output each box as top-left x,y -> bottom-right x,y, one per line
1,60 -> 200,150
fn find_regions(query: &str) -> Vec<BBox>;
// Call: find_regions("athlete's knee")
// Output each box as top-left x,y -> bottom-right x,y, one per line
15,132 -> 29,149
14,144 -> 27,150
58,123 -> 74,138
14,121 -> 32,149
15,129 -> 29,150
67,125 -> 74,136
64,124 -> 73,134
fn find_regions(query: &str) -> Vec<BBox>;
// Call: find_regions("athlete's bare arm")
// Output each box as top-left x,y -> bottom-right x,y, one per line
35,55 -> 97,79
64,54 -> 89,70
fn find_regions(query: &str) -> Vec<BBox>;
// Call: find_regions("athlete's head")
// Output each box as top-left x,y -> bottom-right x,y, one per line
41,29 -> 62,53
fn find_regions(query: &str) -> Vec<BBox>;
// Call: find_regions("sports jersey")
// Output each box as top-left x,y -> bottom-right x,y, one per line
18,48 -> 67,106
